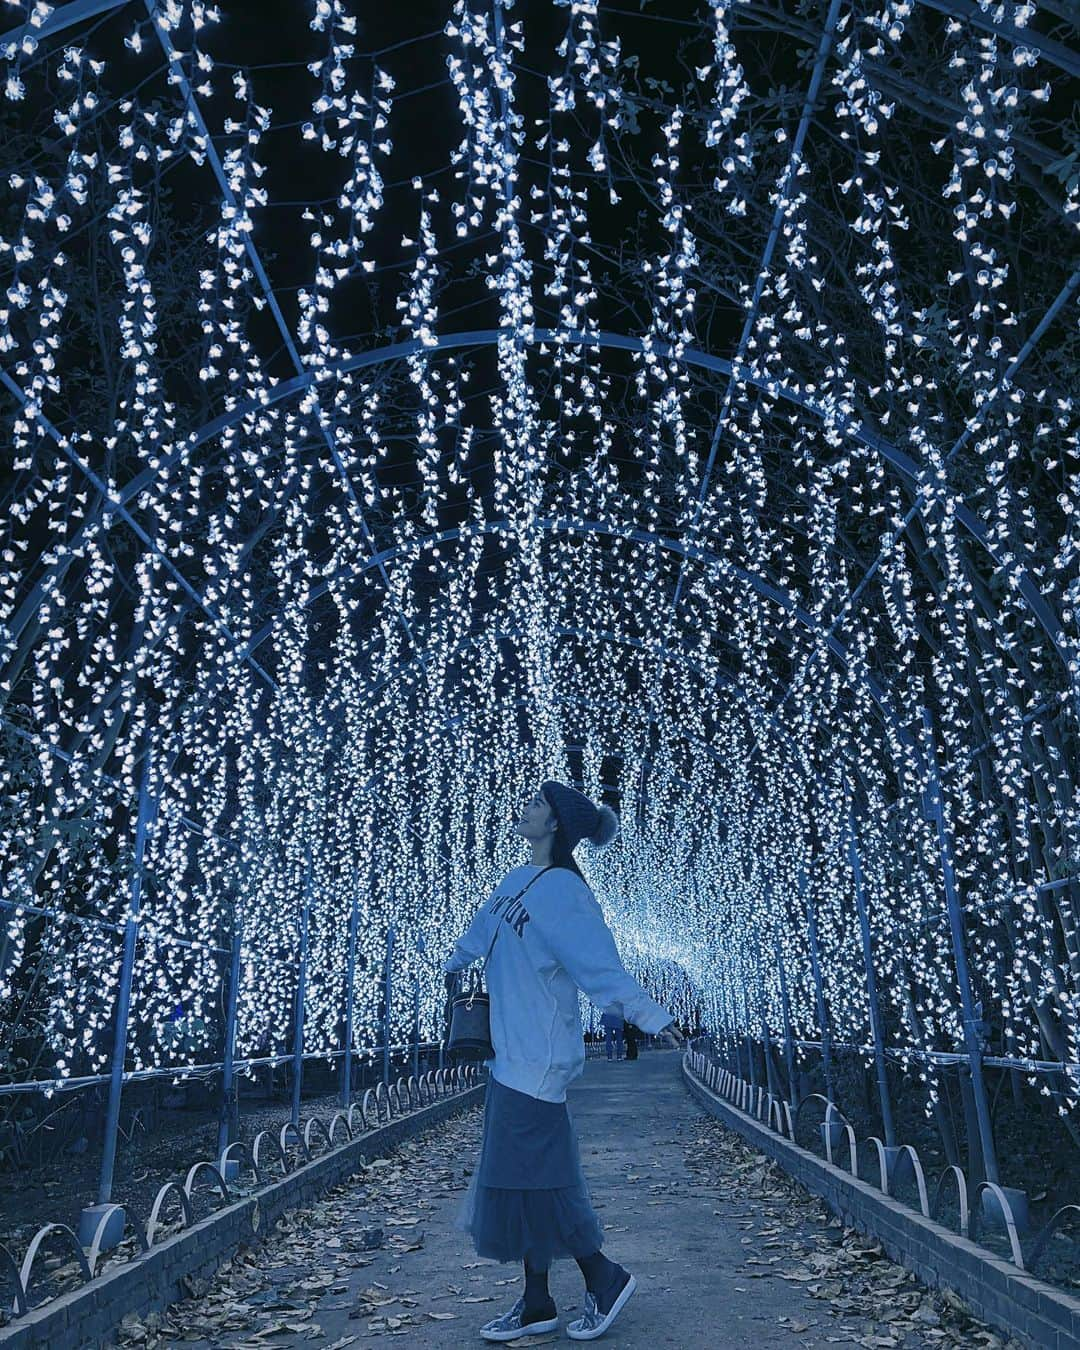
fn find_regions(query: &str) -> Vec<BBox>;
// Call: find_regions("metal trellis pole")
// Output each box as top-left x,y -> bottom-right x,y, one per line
341,883 -> 359,1109
383,924 -> 395,1089
740,977 -> 757,1089
217,920 -> 243,1157
412,977 -> 420,1082
291,848 -> 312,1129
718,976 -> 733,1073
848,806 -> 897,1148
97,747 -> 156,1206
724,978 -> 738,1074
775,933 -> 799,1107
413,933 -> 424,1082
802,868 -> 834,1102
754,916 -> 779,1101
922,707 -> 1000,1185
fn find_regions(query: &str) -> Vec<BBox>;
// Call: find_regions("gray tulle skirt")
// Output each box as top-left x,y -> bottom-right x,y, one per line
454,1076 -> 605,1266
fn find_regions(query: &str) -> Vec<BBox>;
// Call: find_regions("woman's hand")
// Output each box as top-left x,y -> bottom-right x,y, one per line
659,1021 -> 686,1050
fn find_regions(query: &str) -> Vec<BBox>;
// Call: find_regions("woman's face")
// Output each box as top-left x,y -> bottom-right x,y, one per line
514,790 -> 556,841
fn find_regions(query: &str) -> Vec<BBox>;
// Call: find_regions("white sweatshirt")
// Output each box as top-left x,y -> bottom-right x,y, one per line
443,864 -> 673,1103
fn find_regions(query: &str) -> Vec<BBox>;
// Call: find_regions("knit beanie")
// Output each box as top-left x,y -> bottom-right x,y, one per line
540,781 -> 620,852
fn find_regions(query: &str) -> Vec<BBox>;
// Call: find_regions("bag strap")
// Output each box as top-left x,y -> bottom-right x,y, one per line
476,863 -> 555,978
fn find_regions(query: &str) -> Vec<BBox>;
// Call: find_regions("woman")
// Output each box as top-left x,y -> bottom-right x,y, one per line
443,781 -> 686,1342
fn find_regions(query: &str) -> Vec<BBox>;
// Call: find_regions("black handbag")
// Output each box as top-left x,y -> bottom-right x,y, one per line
445,866 -> 553,1062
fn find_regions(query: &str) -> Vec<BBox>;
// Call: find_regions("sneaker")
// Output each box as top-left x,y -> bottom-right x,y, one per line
479,1295 -> 559,1342
567,1270 -> 637,1340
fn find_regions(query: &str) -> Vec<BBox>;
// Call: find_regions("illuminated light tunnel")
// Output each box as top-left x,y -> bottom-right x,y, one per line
0,0 -> 1078,1334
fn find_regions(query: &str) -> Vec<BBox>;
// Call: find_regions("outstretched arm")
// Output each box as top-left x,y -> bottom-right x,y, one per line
534,891 -> 674,1036
443,907 -> 491,975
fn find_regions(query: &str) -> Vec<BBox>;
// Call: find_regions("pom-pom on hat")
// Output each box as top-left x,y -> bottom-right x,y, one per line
541,781 -> 620,852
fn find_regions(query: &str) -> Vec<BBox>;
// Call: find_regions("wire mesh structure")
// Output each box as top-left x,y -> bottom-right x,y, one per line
0,0 -> 1078,1285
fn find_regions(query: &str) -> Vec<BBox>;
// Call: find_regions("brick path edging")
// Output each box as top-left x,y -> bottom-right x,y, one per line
681,1063 -> 1080,1350
1,1083 -> 487,1350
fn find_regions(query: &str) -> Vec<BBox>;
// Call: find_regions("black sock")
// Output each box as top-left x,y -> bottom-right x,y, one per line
523,1263 -> 554,1322
575,1250 -> 626,1314
576,1249 -> 616,1291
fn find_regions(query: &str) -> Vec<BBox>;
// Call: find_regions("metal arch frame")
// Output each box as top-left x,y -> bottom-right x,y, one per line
8,326 -> 1069,672
121,518 -> 917,862
3,323 -> 1067,825
5,0 -> 131,47
641,0 -> 843,808
350,685 -> 836,887
137,0 -> 422,659
3,0 -> 1073,717
362,687 -> 818,890
332,632 -> 917,882
2,0 -> 417,680
324,619 -> 811,774
4,0 -> 1074,679
0,368 -> 279,692
767,264 -> 1080,724
411,683 -> 770,782
130,520 -> 912,846
677,0 -> 845,594
915,0 -> 1079,79
660,0 -> 1080,716
223,513 -> 928,780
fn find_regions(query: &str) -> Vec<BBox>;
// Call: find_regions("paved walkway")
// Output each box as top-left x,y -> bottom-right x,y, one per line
151,1052 -> 1007,1349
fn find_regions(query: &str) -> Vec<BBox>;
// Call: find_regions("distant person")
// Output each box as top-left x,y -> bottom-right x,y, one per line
623,1020 -> 639,1061
443,781 -> 686,1342
601,1006 -> 624,1060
